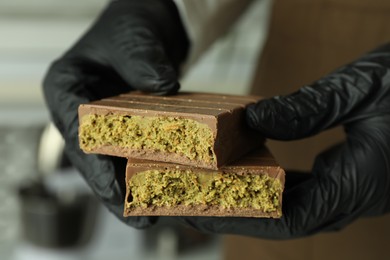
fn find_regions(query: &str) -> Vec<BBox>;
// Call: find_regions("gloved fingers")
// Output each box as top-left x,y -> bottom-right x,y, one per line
43,57 -> 133,139
62,110 -> 158,228
109,23 -> 180,95
246,44 -> 390,140
56,0 -> 187,96
67,147 -> 158,228
43,58 -> 157,228
90,0 -> 184,95
65,148 -> 124,210
245,76 -> 365,140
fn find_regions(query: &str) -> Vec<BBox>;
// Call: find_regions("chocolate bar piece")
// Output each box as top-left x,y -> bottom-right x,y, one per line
124,147 -> 285,218
79,91 -> 263,169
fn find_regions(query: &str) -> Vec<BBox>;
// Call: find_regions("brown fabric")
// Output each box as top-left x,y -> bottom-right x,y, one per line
224,0 -> 390,259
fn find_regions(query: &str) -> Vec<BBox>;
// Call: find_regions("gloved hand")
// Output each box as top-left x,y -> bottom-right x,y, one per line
43,0 -> 189,228
179,44 -> 390,239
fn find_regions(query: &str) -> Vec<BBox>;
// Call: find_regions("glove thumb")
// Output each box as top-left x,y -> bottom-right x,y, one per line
110,25 -> 180,95
245,86 -> 341,141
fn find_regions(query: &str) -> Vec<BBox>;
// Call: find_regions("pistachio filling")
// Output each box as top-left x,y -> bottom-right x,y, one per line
127,170 -> 282,213
79,114 -> 215,163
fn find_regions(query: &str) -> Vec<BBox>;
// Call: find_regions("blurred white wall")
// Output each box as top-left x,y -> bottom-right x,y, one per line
182,0 -> 271,94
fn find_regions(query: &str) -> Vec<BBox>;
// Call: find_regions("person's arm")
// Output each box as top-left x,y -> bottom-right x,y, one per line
173,0 -> 255,69
43,0 -> 189,228
179,43 -> 390,238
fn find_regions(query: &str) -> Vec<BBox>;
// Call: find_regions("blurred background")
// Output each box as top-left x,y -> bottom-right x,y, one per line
0,0 -> 270,259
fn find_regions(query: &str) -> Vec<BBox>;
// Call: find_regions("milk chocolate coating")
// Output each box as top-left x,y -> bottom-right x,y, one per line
124,146 -> 285,218
78,91 -> 264,169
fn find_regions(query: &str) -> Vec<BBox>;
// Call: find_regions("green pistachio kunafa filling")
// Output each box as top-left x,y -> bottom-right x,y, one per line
79,114 -> 216,163
127,170 -> 282,213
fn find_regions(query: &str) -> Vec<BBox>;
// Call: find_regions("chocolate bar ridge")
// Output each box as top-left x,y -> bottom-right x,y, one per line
78,91 -> 264,169
124,147 -> 285,218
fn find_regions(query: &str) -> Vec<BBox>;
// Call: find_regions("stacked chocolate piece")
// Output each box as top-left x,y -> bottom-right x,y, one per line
78,91 -> 285,218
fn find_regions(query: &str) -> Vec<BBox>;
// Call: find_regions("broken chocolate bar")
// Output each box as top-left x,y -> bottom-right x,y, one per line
78,91 -> 264,169
124,146 -> 285,218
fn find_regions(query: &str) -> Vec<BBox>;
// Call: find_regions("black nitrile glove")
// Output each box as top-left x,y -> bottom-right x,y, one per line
43,0 -> 189,228
179,44 -> 390,239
